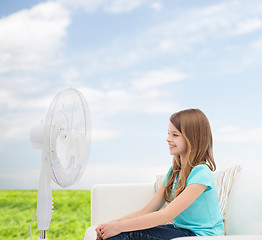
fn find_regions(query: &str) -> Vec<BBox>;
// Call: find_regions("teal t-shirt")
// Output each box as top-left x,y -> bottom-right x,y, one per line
163,164 -> 224,236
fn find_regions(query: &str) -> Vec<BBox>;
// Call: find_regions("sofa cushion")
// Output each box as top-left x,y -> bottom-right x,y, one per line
224,162 -> 262,235
213,165 -> 241,217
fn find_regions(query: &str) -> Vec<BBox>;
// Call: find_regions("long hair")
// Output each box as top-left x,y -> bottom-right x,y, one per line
164,109 -> 216,202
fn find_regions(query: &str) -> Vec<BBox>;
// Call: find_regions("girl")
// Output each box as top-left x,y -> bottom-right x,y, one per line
96,109 -> 224,240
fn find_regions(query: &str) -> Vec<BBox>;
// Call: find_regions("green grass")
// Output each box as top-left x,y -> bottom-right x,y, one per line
0,190 -> 91,240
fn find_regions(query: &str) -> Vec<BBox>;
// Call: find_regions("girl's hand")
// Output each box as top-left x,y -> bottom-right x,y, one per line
97,221 -> 122,239
95,225 -> 103,240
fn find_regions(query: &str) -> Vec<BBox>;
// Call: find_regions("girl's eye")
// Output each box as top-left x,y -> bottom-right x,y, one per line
168,132 -> 178,137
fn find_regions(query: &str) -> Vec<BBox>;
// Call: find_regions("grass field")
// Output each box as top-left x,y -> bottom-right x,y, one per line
0,190 -> 91,240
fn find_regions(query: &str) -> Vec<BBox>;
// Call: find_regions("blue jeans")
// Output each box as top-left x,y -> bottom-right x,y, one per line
106,224 -> 196,240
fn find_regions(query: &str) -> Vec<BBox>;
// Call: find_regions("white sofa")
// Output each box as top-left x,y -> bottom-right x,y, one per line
84,164 -> 262,240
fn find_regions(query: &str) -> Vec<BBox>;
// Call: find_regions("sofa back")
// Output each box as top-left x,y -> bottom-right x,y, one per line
91,183 -> 155,226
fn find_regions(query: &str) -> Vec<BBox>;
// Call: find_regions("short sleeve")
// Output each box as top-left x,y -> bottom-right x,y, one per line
186,164 -> 214,191
163,166 -> 173,186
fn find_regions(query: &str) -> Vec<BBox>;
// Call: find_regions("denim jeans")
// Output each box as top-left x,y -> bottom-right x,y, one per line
105,224 -> 196,240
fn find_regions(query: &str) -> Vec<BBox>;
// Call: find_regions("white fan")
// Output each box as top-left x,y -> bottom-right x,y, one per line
30,88 -> 91,240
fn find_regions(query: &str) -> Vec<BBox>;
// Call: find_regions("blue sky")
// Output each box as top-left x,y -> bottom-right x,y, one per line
0,0 -> 262,189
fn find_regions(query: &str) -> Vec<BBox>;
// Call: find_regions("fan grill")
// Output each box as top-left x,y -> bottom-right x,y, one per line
44,88 -> 91,187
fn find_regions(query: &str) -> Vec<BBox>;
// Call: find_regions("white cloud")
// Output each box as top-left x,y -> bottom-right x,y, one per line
133,70 -> 186,91
146,102 -> 182,114
231,18 -> 262,35
57,0 -> 104,12
148,0 -> 262,55
0,110 -> 46,148
104,0 -> 148,13
62,67 -> 81,86
78,76 -> 183,119
150,2 -> 163,11
159,40 -> 173,51
0,1 -> 70,73
92,128 -> 121,141
214,126 -> 262,143
242,37 -> 262,66
73,0 -> 262,76
0,88 -> 53,110
250,38 -> 262,50
58,0 -> 149,13
0,87 -> 66,148
215,125 -> 240,134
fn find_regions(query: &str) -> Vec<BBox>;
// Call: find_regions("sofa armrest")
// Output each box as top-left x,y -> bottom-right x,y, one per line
91,183 -> 155,226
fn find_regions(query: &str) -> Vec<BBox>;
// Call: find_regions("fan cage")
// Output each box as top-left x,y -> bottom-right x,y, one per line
44,88 -> 91,188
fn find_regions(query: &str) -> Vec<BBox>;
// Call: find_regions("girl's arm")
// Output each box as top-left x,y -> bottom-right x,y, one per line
98,183 -> 207,239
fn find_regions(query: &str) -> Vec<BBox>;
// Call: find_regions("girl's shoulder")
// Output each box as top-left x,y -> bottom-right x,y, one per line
190,164 -> 212,176
191,164 -> 211,173
187,164 -> 214,187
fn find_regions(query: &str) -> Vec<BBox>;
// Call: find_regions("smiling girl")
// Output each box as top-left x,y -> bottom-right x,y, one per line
96,109 -> 224,240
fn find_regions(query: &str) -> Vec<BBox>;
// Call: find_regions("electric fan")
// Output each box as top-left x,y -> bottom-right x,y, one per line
30,88 -> 91,239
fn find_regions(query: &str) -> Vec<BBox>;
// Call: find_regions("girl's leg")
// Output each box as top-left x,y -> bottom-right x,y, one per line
106,224 -> 196,240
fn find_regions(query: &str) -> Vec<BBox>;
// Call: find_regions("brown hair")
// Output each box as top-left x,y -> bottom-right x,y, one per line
164,109 -> 216,202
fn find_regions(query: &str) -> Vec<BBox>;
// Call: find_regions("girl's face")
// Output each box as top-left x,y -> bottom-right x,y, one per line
167,122 -> 187,157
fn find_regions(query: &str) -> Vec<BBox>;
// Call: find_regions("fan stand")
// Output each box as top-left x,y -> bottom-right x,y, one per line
40,230 -> 46,239
37,153 -> 53,240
